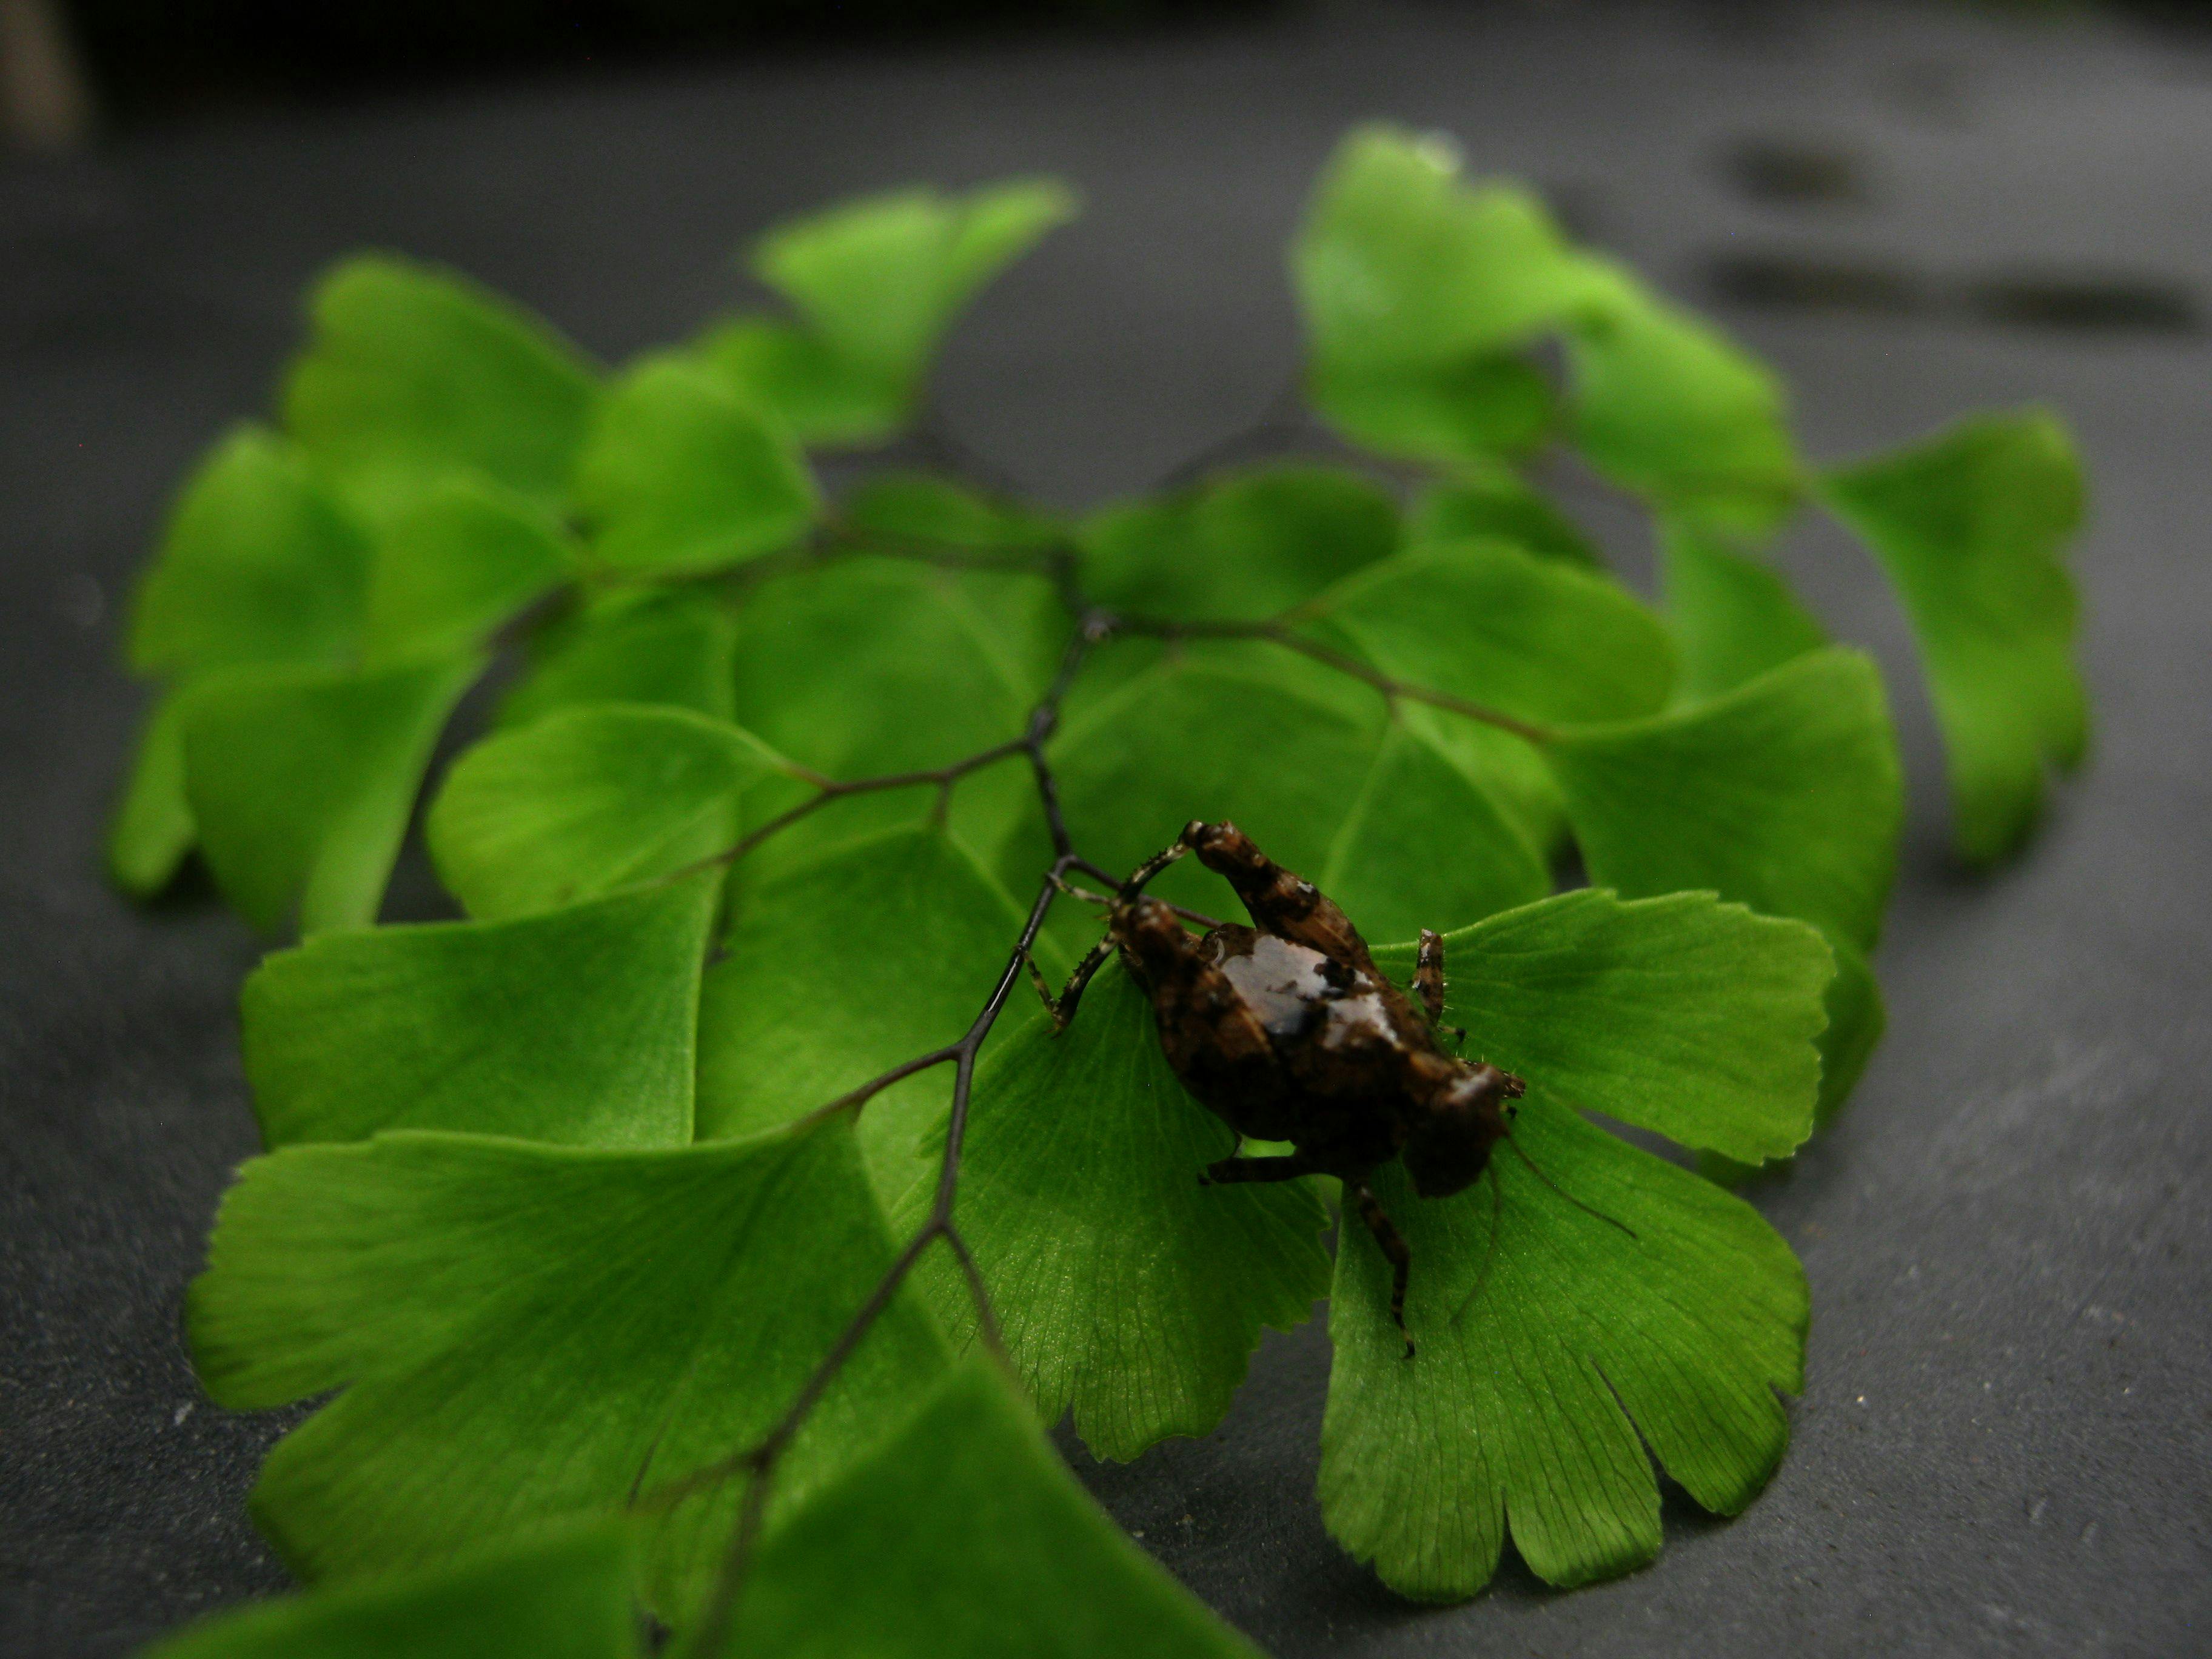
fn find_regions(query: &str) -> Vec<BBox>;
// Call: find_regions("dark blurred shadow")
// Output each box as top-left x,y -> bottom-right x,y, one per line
58,0 -> 1287,124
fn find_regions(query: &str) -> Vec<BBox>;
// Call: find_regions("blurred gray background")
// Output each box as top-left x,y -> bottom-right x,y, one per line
4,2 -> 2209,1654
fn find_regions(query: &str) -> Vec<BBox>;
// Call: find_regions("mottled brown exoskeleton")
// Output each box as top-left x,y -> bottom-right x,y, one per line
1048,819 -> 1528,1357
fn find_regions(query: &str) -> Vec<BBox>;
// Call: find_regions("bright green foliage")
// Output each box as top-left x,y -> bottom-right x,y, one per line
1546,649 -> 1902,952
695,316 -> 908,447
115,428 -> 376,896
724,1361 -> 1263,1659
1321,1096 -> 1808,1600
128,427 -> 371,676
1565,271 -> 1802,532
750,179 -> 1076,411
243,876 -> 719,1148
1373,889 -> 1832,1165
498,591 -> 739,728
1295,127 -> 1596,462
1811,939 -> 1885,1125
572,357 -> 817,575
696,826 -> 1039,1197
145,1524 -> 639,1659
1046,659 -> 1547,943
109,693 -> 196,895
703,179 -> 1073,445
1317,540 -> 1675,724
189,1114 -> 948,1624
1410,462 -> 1600,568
429,705 -> 785,919
1657,514 -> 1828,701
109,132 -> 2093,1649
1079,463 -> 1401,620
363,480 -> 571,664
842,470 -> 1057,551
1823,412 -> 2087,864
1325,893 -> 1821,1598
728,557 -> 1063,863
1305,352 -> 1555,465
180,657 -> 479,933
283,255 -> 601,523
904,965 -> 1331,1461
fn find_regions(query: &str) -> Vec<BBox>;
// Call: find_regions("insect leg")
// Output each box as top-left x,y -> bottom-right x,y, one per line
1352,1181 -> 1416,1359
1042,934 -> 1119,1030
1198,1150 -> 1327,1186
1181,820 -> 1370,961
1415,929 -> 1447,1025
1116,837 -> 1192,901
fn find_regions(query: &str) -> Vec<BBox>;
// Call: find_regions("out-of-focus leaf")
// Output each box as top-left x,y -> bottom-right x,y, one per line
1544,648 -> 1901,952
1079,464 -> 1400,621
283,255 -> 600,523
572,357 -> 817,576
179,657 -> 480,934
902,964 -> 1330,1461
720,1361 -> 1264,1659
1566,270 -> 1802,532
144,1523 -> 638,1659
1306,353 -> 1555,464
363,480 -> 571,665
497,591 -> 738,729
1657,514 -> 1828,702
1295,125 -> 1599,376
429,706 -> 786,920
188,1114 -> 947,1624
841,471 -> 1057,552
109,694 -> 196,896
243,876 -> 718,1148
1814,939 -> 1884,1124
1822,411 -> 2088,864
1295,128 -> 1604,466
696,825 -> 1041,1202
1410,461 -> 1601,568
694,315 -> 907,447
128,427 -> 370,677
752,179 -> 1076,396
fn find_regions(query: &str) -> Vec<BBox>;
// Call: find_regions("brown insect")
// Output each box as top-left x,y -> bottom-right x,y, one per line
1046,819 -> 1578,1357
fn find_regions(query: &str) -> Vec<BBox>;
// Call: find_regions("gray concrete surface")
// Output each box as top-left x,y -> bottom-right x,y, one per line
4,3 -> 2208,1653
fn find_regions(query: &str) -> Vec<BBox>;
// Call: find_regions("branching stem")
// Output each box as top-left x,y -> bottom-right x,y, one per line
634,416 -> 1551,1651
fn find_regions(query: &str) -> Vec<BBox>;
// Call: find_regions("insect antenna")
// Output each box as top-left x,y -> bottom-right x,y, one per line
1447,1164 -> 1507,1329
1506,1136 -> 1638,1240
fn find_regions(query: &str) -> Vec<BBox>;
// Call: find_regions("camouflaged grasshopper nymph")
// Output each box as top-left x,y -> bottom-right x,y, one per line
1044,819 -> 1535,1357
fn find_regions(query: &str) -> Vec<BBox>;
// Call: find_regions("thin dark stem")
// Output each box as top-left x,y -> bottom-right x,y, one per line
658,597 -> 1116,1652
659,739 -> 1031,886
1116,613 -> 1558,746
1153,377 -> 1311,494
643,403 -> 1558,1651
906,414 -> 1033,503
